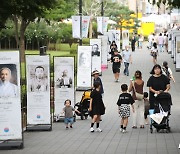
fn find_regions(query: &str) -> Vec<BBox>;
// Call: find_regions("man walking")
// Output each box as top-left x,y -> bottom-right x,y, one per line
122,46 -> 132,76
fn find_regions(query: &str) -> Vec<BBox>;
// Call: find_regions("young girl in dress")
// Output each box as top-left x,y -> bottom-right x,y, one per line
89,82 -> 105,132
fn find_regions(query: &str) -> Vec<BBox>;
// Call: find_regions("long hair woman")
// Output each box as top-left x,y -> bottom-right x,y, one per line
129,70 -> 144,128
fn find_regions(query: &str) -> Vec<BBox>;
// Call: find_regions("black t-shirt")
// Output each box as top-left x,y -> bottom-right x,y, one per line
147,74 -> 170,108
117,93 -> 134,106
111,54 -> 122,67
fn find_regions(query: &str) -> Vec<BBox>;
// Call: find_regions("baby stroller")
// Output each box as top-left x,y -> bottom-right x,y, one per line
149,92 -> 172,133
75,89 -> 92,120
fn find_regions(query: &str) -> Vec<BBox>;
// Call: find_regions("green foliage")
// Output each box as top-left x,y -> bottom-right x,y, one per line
0,20 -> 15,40
0,1 -> 15,29
46,0 -> 78,21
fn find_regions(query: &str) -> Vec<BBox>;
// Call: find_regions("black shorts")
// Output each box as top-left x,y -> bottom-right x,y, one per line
112,66 -> 120,73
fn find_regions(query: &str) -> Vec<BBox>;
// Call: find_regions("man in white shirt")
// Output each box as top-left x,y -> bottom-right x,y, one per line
0,67 -> 18,98
158,33 -> 164,52
122,46 -> 132,76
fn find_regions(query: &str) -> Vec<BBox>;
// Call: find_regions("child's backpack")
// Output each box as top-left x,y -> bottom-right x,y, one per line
162,67 -> 170,79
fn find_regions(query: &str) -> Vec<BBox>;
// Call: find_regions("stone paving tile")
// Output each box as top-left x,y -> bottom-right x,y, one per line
1,44 -> 180,154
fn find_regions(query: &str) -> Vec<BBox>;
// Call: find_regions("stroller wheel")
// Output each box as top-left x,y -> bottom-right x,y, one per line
156,128 -> 160,133
166,127 -> 171,133
85,115 -> 88,119
81,115 -> 84,120
150,128 -> 153,133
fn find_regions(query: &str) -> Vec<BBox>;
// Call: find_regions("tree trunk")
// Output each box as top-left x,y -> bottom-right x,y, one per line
13,16 -> 19,49
8,39 -> 11,49
89,18 -> 93,38
19,20 -> 29,62
48,40 -> 50,50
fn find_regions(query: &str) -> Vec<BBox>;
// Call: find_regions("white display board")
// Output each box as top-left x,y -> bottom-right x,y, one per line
122,30 -> 129,50
90,39 -> 102,73
168,30 -> 172,54
77,46 -> 92,89
171,30 -> 179,59
176,36 -> 180,71
0,51 -> 22,140
26,55 -> 51,125
98,35 -> 108,68
54,57 -> 75,116
173,33 -> 180,63
108,30 -> 121,51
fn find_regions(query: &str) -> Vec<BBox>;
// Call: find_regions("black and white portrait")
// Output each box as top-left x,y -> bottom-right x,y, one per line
78,52 -> 90,67
28,65 -> 48,92
55,67 -> 73,88
92,44 -> 100,57
0,64 -> 18,98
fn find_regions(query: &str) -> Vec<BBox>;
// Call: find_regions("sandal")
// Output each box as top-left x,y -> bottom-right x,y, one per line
140,125 -> 144,128
132,126 -> 137,129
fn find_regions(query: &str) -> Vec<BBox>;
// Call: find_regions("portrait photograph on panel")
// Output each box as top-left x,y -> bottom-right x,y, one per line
78,51 -> 91,68
27,65 -> 49,92
55,66 -> 73,89
92,44 -> 100,57
0,64 -> 18,98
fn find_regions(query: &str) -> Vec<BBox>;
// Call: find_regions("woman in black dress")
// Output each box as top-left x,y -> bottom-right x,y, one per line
89,82 -> 105,132
147,64 -> 170,109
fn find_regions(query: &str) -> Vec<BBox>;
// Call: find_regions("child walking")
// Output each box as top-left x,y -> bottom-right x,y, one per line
117,84 -> 135,133
63,99 -> 80,129
89,82 -> 105,132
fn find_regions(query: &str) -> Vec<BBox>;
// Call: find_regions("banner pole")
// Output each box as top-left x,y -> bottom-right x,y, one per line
79,0 -> 82,46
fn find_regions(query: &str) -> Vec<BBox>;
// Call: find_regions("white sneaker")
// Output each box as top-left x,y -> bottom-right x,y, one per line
122,129 -> 126,133
96,128 -> 102,132
119,128 -> 123,132
90,127 -> 94,132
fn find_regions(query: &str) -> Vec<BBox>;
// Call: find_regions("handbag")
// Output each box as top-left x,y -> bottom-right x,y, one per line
132,81 -> 144,100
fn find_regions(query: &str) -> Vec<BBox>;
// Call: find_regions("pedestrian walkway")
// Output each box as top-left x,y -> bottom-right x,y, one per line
1,44 -> 180,154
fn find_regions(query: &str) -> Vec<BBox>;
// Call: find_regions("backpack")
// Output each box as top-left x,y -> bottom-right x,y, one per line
162,67 -> 170,79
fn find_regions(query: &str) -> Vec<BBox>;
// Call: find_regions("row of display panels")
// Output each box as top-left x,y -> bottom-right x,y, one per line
0,30 -> 129,144
0,43 -> 108,142
168,29 -> 180,71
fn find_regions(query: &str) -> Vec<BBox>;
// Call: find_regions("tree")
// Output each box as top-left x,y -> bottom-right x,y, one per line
148,0 -> 180,8
106,5 -> 139,37
10,0 -> 57,62
58,23 -> 75,48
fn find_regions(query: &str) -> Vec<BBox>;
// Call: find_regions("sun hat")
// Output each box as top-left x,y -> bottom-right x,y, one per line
92,70 -> 99,75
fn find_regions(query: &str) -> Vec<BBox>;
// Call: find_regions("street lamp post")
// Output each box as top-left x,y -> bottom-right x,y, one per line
101,0 -> 104,16
136,0 -> 138,19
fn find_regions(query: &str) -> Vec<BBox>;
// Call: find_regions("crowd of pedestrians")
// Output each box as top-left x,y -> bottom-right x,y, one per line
61,33 -> 175,134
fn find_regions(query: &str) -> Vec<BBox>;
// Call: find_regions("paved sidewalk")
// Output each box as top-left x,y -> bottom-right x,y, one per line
1,44 -> 180,154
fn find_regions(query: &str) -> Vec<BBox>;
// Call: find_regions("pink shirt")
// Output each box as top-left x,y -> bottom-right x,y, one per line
158,36 -> 164,45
